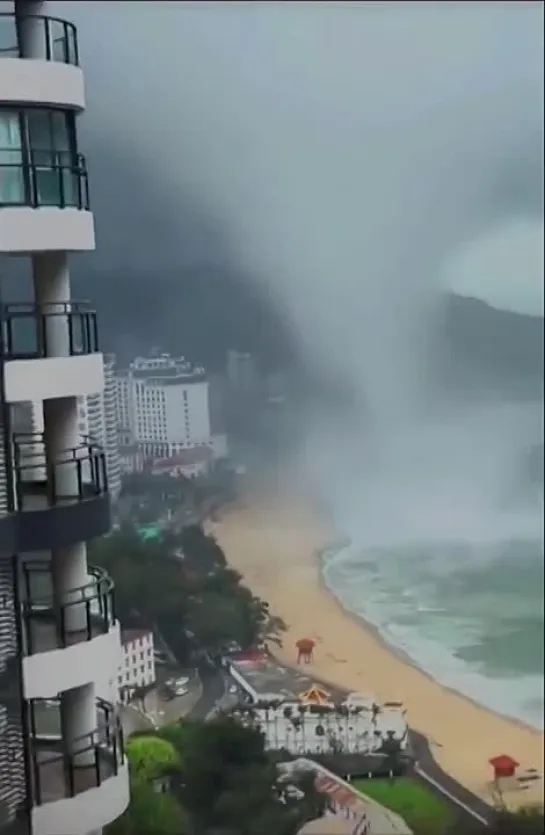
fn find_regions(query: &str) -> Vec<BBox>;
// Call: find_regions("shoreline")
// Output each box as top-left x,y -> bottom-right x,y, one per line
316,545 -> 541,737
209,497 -> 545,810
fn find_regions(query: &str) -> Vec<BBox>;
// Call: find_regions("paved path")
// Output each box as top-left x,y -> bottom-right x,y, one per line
187,666 -> 227,719
410,730 -> 492,826
144,672 -> 203,726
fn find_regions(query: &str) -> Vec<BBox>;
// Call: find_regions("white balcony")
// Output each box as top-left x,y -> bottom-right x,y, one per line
29,699 -> 130,835
21,564 -> 121,699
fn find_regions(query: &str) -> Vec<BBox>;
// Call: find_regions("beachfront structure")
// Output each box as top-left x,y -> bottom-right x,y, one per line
117,628 -> 156,705
115,352 -> 213,459
227,651 -> 408,759
150,445 -> 214,479
231,699 -> 408,758
0,3 -> 129,833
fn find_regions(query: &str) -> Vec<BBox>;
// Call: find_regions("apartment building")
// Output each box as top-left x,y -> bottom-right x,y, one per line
226,350 -> 257,394
117,629 -> 156,705
0,3 -> 129,833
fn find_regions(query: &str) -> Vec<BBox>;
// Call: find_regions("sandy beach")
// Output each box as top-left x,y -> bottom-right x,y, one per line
208,496 -> 544,810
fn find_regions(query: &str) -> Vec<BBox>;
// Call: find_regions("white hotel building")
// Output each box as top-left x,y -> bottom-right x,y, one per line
0,3 -> 129,834
116,353 -> 213,460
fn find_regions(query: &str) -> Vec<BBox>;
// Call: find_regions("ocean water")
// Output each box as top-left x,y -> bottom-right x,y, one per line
321,534 -> 544,728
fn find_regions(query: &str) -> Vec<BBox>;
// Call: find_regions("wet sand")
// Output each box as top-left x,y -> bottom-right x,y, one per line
208,497 -> 545,810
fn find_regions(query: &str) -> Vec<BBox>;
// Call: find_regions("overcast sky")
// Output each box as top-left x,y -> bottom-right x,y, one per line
41,0 -> 544,329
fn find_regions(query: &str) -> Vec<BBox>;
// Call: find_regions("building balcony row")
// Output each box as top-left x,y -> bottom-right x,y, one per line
1,301 -> 104,402
0,432 -> 111,552
0,697 -> 129,835
0,13 -> 79,66
0,558 -> 120,699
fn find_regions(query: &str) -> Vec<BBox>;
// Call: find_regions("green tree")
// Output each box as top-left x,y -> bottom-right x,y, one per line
172,715 -> 326,835
90,524 -> 280,662
125,735 -> 181,783
107,782 -> 188,835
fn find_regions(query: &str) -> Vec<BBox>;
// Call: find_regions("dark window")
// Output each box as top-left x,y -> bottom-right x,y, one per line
0,106 -> 84,207
26,108 -> 75,165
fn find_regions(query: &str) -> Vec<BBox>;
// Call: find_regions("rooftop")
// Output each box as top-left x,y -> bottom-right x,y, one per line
228,651 -> 345,702
118,353 -> 206,384
121,628 -> 153,646
151,446 -> 213,472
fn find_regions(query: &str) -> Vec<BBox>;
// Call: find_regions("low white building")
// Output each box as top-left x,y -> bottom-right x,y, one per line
233,703 -> 408,758
151,446 -> 214,479
229,685 -> 408,758
118,628 -> 156,704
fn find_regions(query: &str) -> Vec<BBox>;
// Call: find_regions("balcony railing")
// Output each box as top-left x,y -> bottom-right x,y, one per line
0,13 -> 78,64
0,301 -> 99,360
28,698 -> 124,806
21,563 -> 116,656
12,433 -> 108,511
0,151 -> 90,209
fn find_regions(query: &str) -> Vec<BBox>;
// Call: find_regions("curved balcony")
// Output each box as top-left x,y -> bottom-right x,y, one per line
20,562 -> 120,699
0,152 -> 89,210
12,433 -> 111,552
29,699 -> 129,835
22,562 -> 115,655
0,13 -> 79,65
0,152 -> 94,253
0,301 -> 99,360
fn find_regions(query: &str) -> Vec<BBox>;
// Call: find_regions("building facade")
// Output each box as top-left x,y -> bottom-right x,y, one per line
78,355 -> 121,502
117,629 -> 156,705
0,3 -> 129,833
115,353 -> 212,458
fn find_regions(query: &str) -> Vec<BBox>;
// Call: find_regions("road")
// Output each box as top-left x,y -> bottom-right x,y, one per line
189,668 -> 495,827
410,731 -> 493,826
187,665 -> 228,720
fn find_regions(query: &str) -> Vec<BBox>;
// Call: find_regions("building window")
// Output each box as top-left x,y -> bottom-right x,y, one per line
0,107 -> 82,206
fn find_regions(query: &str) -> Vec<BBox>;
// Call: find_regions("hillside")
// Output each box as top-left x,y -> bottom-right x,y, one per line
437,293 -> 543,398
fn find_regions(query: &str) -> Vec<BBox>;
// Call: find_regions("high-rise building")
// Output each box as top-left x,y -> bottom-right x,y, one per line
226,350 -> 257,394
0,3 -> 129,833
116,353 -> 212,458
79,355 -> 121,502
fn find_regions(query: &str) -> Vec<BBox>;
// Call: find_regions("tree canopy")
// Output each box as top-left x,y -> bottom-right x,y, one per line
125,735 -> 181,784
162,715 -> 327,835
107,784 -> 188,835
89,523 -> 284,662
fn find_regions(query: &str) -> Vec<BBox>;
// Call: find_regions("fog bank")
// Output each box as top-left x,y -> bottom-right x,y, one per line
63,0 -> 543,546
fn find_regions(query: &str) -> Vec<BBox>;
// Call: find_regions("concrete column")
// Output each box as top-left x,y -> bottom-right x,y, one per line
60,683 -> 97,767
51,542 -> 89,633
15,1 -> 47,60
42,396 -> 79,498
32,252 -> 71,358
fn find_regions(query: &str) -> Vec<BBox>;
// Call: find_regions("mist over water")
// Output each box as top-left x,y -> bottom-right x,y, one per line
65,1 -> 544,721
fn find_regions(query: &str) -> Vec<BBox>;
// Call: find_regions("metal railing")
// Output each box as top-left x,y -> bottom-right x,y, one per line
0,301 -> 99,360
12,433 -> 108,509
0,151 -> 90,209
29,698 -> 124,805
0,13 -> 79,64
21,563 -> 116,655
